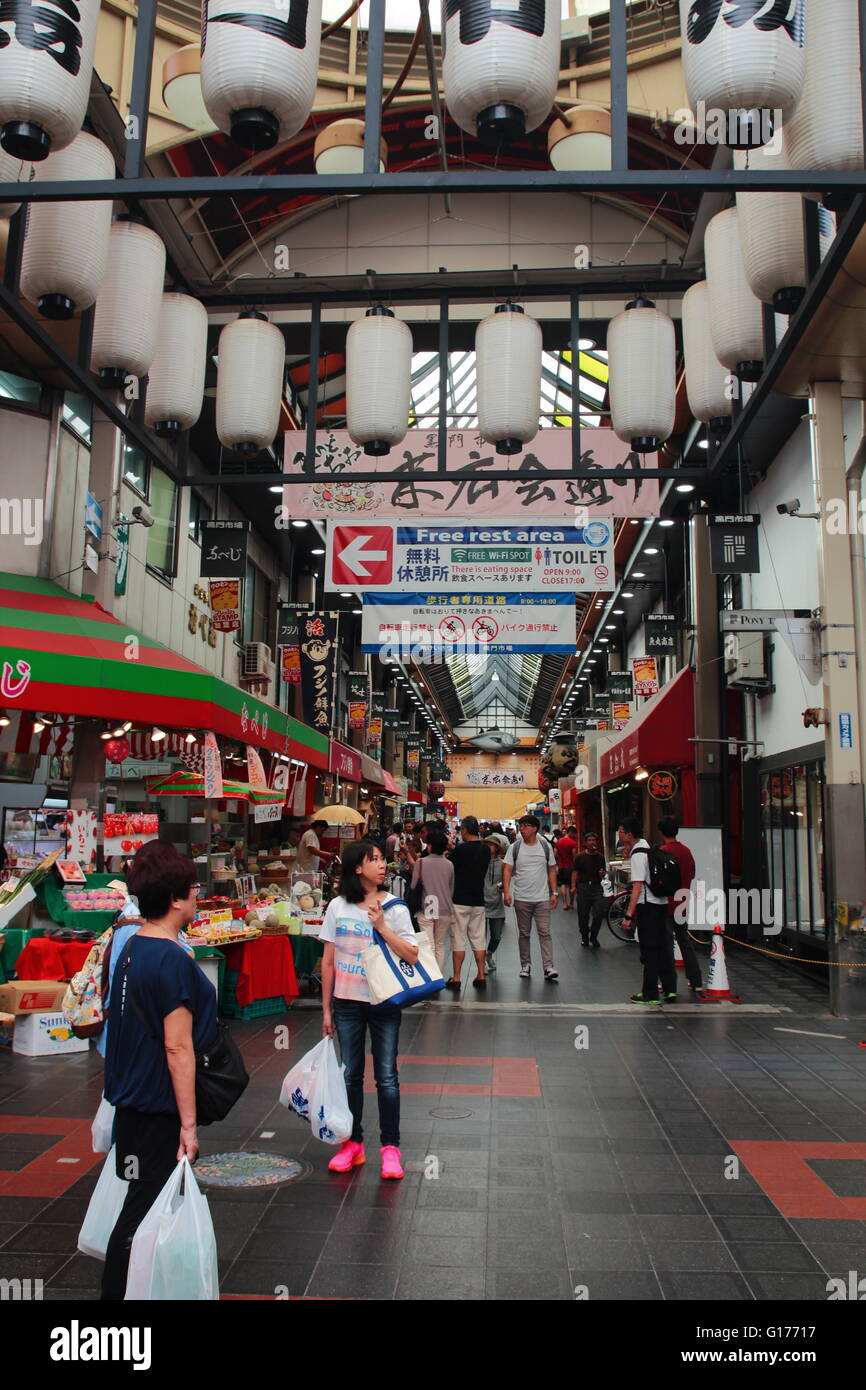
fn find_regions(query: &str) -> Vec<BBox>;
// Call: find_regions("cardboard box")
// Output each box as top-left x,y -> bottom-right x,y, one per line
0,980 -> 68,1015
12,1011 -> 89,1056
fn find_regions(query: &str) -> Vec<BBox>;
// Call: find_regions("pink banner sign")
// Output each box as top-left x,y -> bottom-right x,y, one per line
203,731 -> 224,799
246,745 -> 267,789
283,429 -> 660,521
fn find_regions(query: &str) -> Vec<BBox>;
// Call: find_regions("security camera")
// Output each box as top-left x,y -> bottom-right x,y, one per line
131,502 -> 155,528
777,499 -> 801,516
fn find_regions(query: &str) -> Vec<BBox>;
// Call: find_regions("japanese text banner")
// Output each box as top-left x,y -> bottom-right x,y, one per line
361,592 -> 576,656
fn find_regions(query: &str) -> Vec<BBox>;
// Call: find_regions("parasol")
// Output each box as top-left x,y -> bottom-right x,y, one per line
315,804 -> 365,825
145,770 -> 284,805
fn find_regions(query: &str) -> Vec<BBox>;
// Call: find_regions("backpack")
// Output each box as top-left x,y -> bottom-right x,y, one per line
61,927 -> 115,1039
630,845 -> 681,899
511,836 -> 554,869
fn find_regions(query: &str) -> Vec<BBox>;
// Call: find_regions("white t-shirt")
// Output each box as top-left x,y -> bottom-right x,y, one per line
296,829 -> 320,873
629,839 -> 668,906
319,894 -> 417,1003
504,837 -> 553,902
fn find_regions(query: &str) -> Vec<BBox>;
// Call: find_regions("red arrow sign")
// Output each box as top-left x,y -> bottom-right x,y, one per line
331,526 -> 394,586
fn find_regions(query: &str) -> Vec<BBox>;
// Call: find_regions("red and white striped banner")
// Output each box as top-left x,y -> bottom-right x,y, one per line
127,731 -> 203,761
0,712 -> 74,758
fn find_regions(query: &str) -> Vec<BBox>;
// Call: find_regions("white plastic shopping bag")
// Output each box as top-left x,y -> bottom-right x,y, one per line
77,1147 -> 128,1260
306,1037 -> 352,1145
279,1035 -> 327,1119
91,1094 -> 115,1154
125,1156 -> 218,1301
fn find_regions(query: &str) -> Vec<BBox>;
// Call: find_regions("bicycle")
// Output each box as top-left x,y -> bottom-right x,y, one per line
604,889 -> 638,943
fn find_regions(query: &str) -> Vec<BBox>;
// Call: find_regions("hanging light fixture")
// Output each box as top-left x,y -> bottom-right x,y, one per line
786,0 -> 863,172
19,132 -> 114,320
681,281 -> 733,440
216,310 -> 285,455
200,0 -> 323,151
704,208 -> 764,382
442,0 -> 561,145
90,219 -> 166,386
607,297 -> 675,454
547,104 -> 611,171
346,306 -> 412,457
151,727 -> 166,742
735,143 -> 806,314
678,0 -> 805,149
476,303 -> 542,456
0,148 -> 29,219
144,293 -> 208,439
313,118 -> 387,174
0,0 -> 99,160
162,44 -> 215,132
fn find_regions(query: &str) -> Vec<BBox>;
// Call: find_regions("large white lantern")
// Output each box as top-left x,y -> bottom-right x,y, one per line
200,0 -> 323,151
91,221 -> 167,385
20,132 -> 113,319
216,311 -> 284,455
786,0 -> 864,172
607,298 -> 675,455
442,0 -> 561,145
476,303 -> 541,455
547,104 -> 612,171
314,119 -> 387,174
705,207 -> 765,381
346,307 -> 412,457
145,294 -> 208,439
0,0 -> 100,160
679,0 -> 806,148
681,281 -> 733,437
0,148 -> 29,219
735,144 -> 806,314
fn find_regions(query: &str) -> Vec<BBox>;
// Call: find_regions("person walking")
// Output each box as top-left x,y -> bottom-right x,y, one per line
502,815 -> 559,981
483,837 -> 505,972
617,816 -> 676,1005
320,839 -> 419,1180
447,815 -> 491,990
554,825 -> 580,909
658,815 -> 702,996
411,827 -> 454,973
572,831 -> 607,948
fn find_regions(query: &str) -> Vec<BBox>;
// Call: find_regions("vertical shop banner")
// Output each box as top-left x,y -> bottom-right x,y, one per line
203,732 -> 224,799
644,614 -> 679,655
382,709 -> 401,729
367,691 -> 385,749
246,745 -> 267,790
277,610 -> 302,684
407,748 -> 420,772
66,809 -> 97,866
612,701 -> 632,731
209,579 -> 241,633
607,670 -> 634,701
299,612 -> 338,734
347,670 -> 368,731
199,521 -> 248,578
708,515 -> 761,574
115,518 -> 130,596
632,656 -> 660,697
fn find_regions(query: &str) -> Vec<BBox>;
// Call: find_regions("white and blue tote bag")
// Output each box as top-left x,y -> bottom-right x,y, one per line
360,907 -> 445,1009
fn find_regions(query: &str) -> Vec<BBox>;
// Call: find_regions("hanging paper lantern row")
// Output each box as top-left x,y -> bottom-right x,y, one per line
91,220 -> 167,386
735,141 -> 807,314
144,292 -> 209,438
442,0 -> 561,145
607,298 -> 676,454
0,0 -> 100,160
216,310 -> 285,455
681,281 -> 733,434
786,0 -> 864,173
346,307 -> 412,456
20,131 -> 114,320
704,207 -> 765,383
476,303 -> 542,455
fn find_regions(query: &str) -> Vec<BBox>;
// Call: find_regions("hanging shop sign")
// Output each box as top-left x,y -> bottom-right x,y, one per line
708,515 -> 761,574
85,493 -> 103,541
330,742 -> 362,782
347,670 -> 368,730
102,812 -> 159,856
607,670 -> 634,701
299,612 -> 338,735
115,517 -> 130,597
284,429 -> 660,521
209,578 -> 241,633
200,521 -> 248,578
253,801 -> 283,824
326,520 -> 614,593
277,609 -> 302,684
644,614 -> 680,654
203,732 -> 224,799
612,702 -> 632,730
66,809 -> 97,866
367,691 -> 385,748
591,695 -> 611,715
647,770 -> 679,802
430,761 -> 452,780
394,720 -> 411,738
382,709 -> 401,728
361,593 -> 577,656
407,747 -> 420,771
632,656 -> 660,697
246,745 -> 267,789
465,768 -> 525,787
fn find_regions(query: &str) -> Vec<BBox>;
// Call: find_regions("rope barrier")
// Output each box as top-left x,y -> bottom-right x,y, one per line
686,930 -> 866,968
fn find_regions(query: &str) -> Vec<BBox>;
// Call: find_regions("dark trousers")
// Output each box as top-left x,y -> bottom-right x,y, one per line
672,917 -> 703,988
576,883 -> 605,943
101,1107 -> 179,1301
333,998 -> 402,1147
487,916 -> 505,954
636,902 -> 677,997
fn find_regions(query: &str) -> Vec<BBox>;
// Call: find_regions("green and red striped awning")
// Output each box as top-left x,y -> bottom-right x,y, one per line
145,771 -> 285,803
0,572 -> 328,769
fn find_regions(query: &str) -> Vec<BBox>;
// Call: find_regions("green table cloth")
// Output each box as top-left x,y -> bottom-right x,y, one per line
289,935 -> 322,975
39,873 -> 127,934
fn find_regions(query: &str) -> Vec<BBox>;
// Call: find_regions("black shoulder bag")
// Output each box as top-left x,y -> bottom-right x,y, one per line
117,940 -> 249,1126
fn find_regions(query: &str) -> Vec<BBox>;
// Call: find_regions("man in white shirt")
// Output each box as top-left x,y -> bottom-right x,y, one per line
296,820 -> 337,874
618,815 -> 676,1004
502,814 -> 559,981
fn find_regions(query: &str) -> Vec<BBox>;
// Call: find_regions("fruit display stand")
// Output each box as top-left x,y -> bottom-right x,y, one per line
39,874 -> 127,933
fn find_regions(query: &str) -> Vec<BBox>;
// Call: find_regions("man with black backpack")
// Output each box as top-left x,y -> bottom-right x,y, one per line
617,816 -> 679,1005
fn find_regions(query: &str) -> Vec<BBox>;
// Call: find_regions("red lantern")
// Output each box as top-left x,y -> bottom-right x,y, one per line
104,738 -> 130,764
428,781 -> 444,798
538,769 -> 552,795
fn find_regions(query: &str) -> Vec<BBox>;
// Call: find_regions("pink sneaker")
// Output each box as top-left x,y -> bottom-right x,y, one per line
380,1145 -> 405,1180
328,1140 -> 365,1173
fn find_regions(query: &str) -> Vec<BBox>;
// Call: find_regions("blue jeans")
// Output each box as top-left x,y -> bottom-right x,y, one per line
333,998 -> 402,1147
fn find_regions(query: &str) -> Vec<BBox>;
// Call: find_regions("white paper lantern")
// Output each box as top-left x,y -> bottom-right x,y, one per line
19,132 -> 113,319
0,0 -> 100,160
735,143 -> 806,314
313,119 -> 387,174
679,0 -> 806,148
0,148 -> 29,219
705,207 -> 765,381
145,294 -> 208,439
476,303 -> 541,455
200,0 -> 323,151
607,298 -> 676,454
681,281 -> 733,434
442,0 -> 561,144
346,308 -> 412,456
548,104 -> 612,171
90,221 -> 167,385
216,311 -> 284,454
786,0 -> 864,172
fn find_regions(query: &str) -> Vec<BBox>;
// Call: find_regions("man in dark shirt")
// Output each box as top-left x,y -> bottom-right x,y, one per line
571,832 -> 607,948
448,815 -> 491,990
659,815 -> 702,995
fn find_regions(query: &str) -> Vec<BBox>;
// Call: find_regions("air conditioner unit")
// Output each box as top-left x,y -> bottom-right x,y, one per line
724,631 -> 769,691
241,642 -> 272,679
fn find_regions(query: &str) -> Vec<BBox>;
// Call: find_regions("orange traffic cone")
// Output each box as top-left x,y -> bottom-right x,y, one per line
704,924 -> 740,1002
673,937 -> 685,972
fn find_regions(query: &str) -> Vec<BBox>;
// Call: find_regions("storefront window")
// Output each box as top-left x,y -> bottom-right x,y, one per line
61,391 -> 92,442
188,492 -> 212,543
145,466 -> 177,578
0,369 -> 44,411
760,761 -> 825,937
122,440 -> 149,496
244,561 -> 272,646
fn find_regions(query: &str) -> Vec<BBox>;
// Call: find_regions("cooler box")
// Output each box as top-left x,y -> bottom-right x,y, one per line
13,1012 -> 90,1056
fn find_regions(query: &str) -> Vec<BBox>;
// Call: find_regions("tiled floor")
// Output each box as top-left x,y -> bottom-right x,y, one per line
3,910 -> 866,1300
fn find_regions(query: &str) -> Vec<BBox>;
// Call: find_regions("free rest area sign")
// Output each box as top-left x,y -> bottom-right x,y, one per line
326,520 -> 613,592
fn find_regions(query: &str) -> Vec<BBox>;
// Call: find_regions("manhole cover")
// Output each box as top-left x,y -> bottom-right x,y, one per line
195,1152 -> 312,1188
428,1107 -> 474,1119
